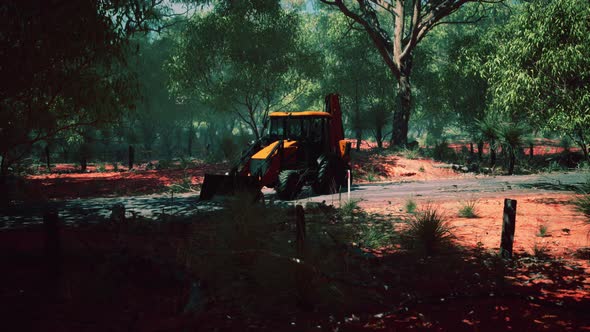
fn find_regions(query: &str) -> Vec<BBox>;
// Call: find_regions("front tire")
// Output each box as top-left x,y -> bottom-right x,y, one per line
276,170 -> 302,200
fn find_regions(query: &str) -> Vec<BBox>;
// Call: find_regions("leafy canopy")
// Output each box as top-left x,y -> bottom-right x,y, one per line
485,0 -> 590,147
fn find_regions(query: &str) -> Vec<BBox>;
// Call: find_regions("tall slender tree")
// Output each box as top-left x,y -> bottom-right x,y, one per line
318,0 -> 502,147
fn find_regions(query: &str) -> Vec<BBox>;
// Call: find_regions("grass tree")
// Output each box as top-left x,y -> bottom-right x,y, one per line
498,123 -> 527,175
476,115 -> 500,167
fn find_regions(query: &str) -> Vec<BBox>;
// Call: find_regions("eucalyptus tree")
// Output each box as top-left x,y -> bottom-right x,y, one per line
484,0 -> 590,162
168,0 -> 319,140
0,0 -> 167,175
321,13 -> 394,149
317,0 -> 503,147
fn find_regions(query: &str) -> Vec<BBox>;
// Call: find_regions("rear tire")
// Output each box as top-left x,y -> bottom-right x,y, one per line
276,170 -> 302,200
312,155 -> 341,195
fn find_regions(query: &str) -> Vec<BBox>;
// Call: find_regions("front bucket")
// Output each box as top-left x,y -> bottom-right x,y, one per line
199,174 -> 261,201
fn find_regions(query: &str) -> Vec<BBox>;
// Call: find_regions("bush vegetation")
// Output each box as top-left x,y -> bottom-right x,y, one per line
458,199 -> 479,218
401,206 -> 454,255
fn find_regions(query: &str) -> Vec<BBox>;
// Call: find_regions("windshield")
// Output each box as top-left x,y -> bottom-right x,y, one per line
269,117 -> 326,142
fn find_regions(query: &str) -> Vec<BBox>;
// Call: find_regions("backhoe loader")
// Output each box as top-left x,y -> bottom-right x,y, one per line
199,94 -> 351,201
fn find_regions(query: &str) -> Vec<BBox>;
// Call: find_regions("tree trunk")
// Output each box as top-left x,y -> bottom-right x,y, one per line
581,143 -> 589,163
490,140 -> 497,167
529,143 -> 534,160
375,124 -> 383,149
187,111 -> 194,157
187,124 -> 194,157
45,145 -> 51,172
508,149 -> 516,175
477,141 -> 484,161
354,81 -> 361,151
391,72 -> 411,148
1,152 -> 8,177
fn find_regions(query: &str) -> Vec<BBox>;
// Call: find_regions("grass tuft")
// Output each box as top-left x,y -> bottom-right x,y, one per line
340,199 -> 361,218
405,198 -> 417,214
401,206 -> 454,255
572,177 -> 590,224
458,199 -> 478,218
536,224 -> 549,237
356,222 -> 393,249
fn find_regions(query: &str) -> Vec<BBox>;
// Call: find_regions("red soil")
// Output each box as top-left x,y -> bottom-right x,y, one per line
24,162 -> 228,200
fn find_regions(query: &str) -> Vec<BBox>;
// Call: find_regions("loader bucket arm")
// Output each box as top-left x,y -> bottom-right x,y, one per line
325,94 -> 344,153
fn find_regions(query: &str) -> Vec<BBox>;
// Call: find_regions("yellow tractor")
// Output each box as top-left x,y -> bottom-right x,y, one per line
199,94 -> 351,201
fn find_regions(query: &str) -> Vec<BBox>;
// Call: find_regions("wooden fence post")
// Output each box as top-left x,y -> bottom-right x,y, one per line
45,145 -> 51,172
43,208 -> 61,296
128,145 -> 135,170
500,198 -> 517,259
295,204 -> 305,255
294,204 -> 312,310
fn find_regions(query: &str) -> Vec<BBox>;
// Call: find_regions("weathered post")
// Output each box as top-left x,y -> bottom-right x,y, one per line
294,204 -> 312,310
43,208 -> 61,296
111,203 -> 126,224
295,204 -> 305,255
45,145 -> 51,172
80,156 -> 87,172
500,199 -> 517,259
128,145 -> 135,170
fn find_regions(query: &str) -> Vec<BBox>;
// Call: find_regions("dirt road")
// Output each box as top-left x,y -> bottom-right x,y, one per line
1,171 -> 588,229
305,171 -> 590,205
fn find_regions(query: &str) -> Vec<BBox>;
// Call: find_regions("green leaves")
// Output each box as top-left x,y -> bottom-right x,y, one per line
167,0 -> 317,139
484,0 -> 590,146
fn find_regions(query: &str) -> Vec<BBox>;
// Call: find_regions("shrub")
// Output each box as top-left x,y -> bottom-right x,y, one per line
405,198 -> 417,214
431,141 -> 456,162
572,194 -> 590,223
458,199 -> 478,218
418,166 -> 425,173
357,223 -> 392,249
112,162 -> 119,172
340,199 -> 361,218
362,167 -> 379,182
158,159 -> 173,169
401,206 -> 454,255
545,160 -> 562,173
402,147 -> 420,160
96,162 -> 107,172
536,224 -> 549,237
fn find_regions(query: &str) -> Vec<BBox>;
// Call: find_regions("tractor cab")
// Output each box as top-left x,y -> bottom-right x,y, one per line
267,111 -> 332,154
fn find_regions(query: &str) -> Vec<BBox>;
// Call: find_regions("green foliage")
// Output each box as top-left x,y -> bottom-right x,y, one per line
545,161 -> 563,173
168,0 -> 317,139
362,167 -> 379,182
573,194 -> 590,224
536,224 -> 549,238
458,199 -> 479,218
401,206 -> 454,255
96,163 -> 107,173
484,0 -> 590,161
356,223 -> 392,249
401,147 -> 421,160
0,1 -> 162,170
321,12 -> 394,146
340,199 -> 361,218
405,198 -> 417,214
430,141 -> 457,162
